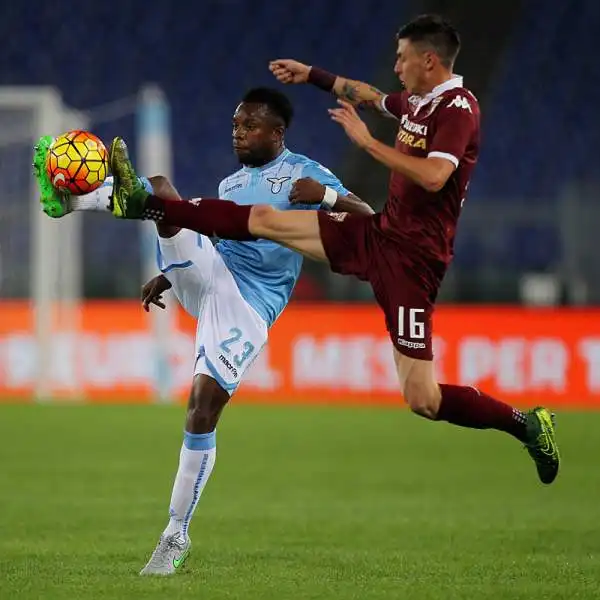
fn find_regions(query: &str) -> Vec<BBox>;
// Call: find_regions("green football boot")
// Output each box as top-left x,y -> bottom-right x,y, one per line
524,406 -> 560,484
108,137 -> 150,218
32,135 -> 72,218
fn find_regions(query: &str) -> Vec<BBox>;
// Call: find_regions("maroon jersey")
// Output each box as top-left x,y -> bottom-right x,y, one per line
377,78 -> 480,280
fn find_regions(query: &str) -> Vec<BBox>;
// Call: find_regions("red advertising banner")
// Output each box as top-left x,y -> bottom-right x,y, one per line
0,302 -> 598,408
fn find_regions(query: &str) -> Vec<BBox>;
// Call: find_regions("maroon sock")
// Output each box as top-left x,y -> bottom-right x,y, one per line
144,196 -> 256,241
437,384 -> 528,442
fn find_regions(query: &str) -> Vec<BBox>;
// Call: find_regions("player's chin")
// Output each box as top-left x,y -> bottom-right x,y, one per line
234,148 -> 253,163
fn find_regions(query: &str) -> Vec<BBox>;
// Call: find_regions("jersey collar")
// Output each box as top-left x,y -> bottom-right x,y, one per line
242,147 -> 290,173
412,74 -> 464,115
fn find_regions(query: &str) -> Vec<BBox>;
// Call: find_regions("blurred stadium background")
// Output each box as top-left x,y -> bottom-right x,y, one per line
1,2 -> 600,599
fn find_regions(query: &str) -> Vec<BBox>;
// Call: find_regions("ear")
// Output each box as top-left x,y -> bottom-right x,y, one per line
424,51 -> 437,71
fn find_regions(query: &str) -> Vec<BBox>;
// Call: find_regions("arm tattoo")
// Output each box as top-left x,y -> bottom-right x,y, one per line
337,82 -> 385,112
339,81 -> 359,102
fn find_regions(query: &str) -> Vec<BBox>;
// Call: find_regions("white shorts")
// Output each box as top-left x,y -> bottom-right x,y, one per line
157,229 -> 268,394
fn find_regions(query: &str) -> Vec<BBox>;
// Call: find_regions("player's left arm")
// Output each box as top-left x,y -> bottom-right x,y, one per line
141,274 -> 172,312
290,162 -> 375,215
329,99 -> 477,192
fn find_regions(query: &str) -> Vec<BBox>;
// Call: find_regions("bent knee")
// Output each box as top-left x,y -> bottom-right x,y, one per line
403,380 -> 441,420
187,377 -> 230,433
249,204 -> 280,231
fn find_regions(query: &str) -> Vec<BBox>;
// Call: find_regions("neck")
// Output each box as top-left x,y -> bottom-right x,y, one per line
421,69 -> 454,95
243,145 -> 285,168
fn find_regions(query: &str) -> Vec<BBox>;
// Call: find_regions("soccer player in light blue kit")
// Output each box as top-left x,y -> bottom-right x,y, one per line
33,87 -> 373,575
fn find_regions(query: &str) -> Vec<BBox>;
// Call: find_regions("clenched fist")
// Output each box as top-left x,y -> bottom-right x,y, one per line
269,59 -> 311,84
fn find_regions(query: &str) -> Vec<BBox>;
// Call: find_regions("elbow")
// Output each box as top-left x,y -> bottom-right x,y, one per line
421,176 -> 447,193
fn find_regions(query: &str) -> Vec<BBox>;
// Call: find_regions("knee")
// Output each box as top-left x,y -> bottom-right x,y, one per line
187,394 -> 223,434
403,379 -> 441,420
249,204 -> 279,232
186,377 -> 230,434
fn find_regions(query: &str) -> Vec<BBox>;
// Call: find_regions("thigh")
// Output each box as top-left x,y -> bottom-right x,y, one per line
368,243 -> 437,362
249,206 -> 328,262
193,254 -> 269,395
316,211 -> 372,278
157,229 -> 216,318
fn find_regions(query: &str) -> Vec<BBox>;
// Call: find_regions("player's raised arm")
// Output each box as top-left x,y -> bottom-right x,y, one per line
269,59 -> 389,115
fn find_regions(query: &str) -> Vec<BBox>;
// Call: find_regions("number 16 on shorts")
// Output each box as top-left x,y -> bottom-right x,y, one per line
397,306 -> 427,350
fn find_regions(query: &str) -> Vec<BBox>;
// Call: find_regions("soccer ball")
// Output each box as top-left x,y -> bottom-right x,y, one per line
46,130 -> 108,195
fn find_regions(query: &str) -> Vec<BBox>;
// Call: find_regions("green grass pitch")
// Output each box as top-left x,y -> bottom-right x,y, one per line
0,403 -> 599,599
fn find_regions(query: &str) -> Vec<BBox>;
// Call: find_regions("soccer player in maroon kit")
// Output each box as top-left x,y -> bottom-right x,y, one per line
107,14 -> 559,484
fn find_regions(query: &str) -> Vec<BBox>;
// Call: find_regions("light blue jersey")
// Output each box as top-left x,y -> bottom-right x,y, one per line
216,148 -> 348,326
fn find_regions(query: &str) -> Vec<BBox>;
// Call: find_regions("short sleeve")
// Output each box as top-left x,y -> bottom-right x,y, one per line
301,161 -> 348,195
381,92 -> 404,119
298,162 -> 349,210
428,95 -> 478,168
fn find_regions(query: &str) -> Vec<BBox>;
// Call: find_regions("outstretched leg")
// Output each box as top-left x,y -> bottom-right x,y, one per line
109,137 -> 329,262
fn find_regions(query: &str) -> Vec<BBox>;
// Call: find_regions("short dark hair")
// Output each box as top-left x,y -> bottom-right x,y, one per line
241,87 -> 294,128
397,14 -> 460,69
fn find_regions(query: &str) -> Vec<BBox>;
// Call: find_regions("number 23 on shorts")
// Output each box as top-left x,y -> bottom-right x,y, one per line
219,327 -> 255,367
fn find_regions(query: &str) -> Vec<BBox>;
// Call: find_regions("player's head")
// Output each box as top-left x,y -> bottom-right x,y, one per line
232,87 -> 294,167
394,14 -> 460,94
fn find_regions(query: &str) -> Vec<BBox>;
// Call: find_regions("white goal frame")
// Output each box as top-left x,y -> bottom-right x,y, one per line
0,85 -> 175,402
0,87 -> 85,400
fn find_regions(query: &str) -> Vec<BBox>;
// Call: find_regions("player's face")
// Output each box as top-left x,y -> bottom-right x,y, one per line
232,103 -> 282,167
394,39 -> 430,95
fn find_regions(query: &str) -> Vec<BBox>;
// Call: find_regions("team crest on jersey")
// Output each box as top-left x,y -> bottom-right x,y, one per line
266,176 -> 291,194
425,96 -> 444,117
407,95 -> 421,108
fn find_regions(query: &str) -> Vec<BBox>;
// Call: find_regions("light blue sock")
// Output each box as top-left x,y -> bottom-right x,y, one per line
163,430 -> 217,540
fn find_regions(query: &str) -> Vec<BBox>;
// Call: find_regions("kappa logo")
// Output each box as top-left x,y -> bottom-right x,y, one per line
447,95 -> 472,113
267,176 -> 291,194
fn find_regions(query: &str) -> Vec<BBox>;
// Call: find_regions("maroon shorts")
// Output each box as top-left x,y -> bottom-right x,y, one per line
318,212 -> 440,360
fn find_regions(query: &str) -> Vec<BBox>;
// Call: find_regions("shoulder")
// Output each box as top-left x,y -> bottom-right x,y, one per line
439,87 -> 480,115
284,152 -> 335,176
219,168 -> 247,194
284,151 -> 322,170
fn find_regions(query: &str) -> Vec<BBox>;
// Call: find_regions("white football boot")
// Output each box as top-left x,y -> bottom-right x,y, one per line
139,533 -> 191,576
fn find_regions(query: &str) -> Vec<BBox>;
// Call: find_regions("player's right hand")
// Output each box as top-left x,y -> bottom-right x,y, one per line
141,274 -> 172,312
289,177 -> 326,205
269,59 -> 310,84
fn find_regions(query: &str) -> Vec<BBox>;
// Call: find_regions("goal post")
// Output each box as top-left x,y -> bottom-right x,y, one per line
137,84 -> 176,403
0,85 -> 175,402
0,87 -> 83,400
